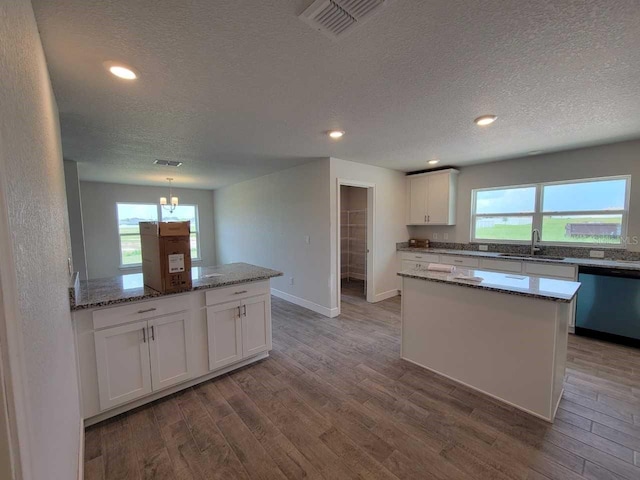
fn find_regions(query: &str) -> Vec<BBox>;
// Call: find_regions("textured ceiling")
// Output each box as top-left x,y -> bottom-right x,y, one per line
32,0 -> 640,189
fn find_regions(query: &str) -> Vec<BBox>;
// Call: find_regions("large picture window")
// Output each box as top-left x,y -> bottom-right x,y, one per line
471,176 -> 630,246
117,203 -> 200,267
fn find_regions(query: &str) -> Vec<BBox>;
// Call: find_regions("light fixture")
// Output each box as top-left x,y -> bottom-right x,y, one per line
328,130 -> 345,139
428,159 -> 440,165
474,115 -> 497,126
160,178 -> 179,214
104,61 -> 138,80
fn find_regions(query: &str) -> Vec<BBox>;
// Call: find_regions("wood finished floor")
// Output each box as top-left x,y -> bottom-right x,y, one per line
84,284 -> 640,480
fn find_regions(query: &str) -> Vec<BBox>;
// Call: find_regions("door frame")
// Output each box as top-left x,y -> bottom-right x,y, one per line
336,179 -> 376,312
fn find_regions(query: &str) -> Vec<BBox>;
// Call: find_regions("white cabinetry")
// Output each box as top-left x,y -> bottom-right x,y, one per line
94,309 -> 194,411
94,320 -> 152,410
206,293 -> 271,370
207,301 -> 243,370
406,169 -> 458,225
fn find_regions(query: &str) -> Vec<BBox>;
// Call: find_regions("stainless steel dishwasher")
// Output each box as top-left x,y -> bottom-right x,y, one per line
575,266 -> 640,348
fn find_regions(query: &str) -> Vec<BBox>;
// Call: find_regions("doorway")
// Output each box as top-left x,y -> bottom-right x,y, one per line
339,184 -> 371,303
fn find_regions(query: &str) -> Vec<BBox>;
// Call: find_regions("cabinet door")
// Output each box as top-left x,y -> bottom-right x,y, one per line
408,176 -> 428,224
241,294 -> 271,358
94,320 -> 152,410
426,173 -> 450,224
148,311 -> 194,391
207,301 -> 242,370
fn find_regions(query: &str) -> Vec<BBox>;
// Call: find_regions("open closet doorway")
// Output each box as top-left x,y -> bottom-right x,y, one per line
338,182 -> 374,305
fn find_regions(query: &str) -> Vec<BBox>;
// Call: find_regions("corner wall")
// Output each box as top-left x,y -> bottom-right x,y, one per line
330,158 -> 408,309
214,159 -> 334,315
0,0 -> 81,478
409,140 -> 640,251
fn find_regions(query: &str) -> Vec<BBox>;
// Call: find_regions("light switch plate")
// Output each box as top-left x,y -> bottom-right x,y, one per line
589,250 -> 605,258
478,245 -> 488,251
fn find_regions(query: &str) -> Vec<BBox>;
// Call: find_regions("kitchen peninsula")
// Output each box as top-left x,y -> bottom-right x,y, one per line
71,262 -> 282,425
399,267 -> 581,422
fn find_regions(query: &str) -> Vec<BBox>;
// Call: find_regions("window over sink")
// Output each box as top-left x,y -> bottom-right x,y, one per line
471,176 -> 630,247
117,203 -> 200,267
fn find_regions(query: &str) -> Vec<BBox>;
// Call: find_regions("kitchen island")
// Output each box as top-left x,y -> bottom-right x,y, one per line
399,267 -> 581,422
72,263 -> 282,425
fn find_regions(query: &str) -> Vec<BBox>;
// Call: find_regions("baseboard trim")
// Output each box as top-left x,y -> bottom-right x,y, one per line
373,289 -> 399,302
78,419 -> 84,479
271,289 -> 338,317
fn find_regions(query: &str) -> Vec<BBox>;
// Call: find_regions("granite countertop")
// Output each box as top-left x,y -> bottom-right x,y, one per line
70,262 -> 283,311
397,247 -> 640,272
398,267 -> 581,303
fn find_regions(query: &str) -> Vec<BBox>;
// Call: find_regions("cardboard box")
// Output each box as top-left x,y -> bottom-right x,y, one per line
140,221 -> 192,293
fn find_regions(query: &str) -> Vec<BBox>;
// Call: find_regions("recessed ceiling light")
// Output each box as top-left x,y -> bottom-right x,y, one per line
328,130 -> 345,139
474,115 -> 497,126
104,61 -> 138,80
428,159 -> 440,165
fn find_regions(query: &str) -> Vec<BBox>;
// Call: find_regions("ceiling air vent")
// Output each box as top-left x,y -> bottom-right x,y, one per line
299,0 -> 389,40
154,159 -> 183,167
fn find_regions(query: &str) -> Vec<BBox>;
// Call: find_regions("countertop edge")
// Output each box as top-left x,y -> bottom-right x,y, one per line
70,271 -> 283,312
398,270 -> 578,303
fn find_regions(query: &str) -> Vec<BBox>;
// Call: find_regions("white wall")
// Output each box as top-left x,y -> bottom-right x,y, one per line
64,160 -> 88,280
214,160 -> 334,315
330,158 -> 408,308
80,181 -> 216,279
409,140 -> 640,252
0,1 -> 81,478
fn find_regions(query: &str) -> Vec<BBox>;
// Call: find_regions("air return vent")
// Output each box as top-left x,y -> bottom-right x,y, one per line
299,0 -> 389,40
154,159 -> 183,167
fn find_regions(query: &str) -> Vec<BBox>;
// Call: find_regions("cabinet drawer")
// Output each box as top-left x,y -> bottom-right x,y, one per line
93,294 -> 192,330
205,281 -> 269,306
524,263 -> 576,279
439,255 -> 480,268
399,252 -> 439,263
480,259 -> 522,273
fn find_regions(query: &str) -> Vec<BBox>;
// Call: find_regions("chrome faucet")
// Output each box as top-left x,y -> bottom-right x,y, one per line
531,228 -> 541,256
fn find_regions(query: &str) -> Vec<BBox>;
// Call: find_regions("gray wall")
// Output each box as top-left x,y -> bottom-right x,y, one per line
214,160 -> 333,311
80,181 -> 216,279
409,139 -> 640,252
64,160 -> 88,279
0,0 -> 81,477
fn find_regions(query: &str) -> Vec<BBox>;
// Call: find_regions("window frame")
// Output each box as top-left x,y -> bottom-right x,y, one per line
117,202 -> 201,269
470,175 -> 631,247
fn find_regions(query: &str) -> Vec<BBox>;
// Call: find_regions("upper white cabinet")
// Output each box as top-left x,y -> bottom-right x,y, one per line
406,169 -> 458,225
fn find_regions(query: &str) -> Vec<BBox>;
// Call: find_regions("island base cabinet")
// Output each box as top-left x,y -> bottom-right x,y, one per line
207,294 -> 272,371
149,311 -> 194,391
207,301 -> 243,370
242,294 -> 271,357
94,320 -> 153,411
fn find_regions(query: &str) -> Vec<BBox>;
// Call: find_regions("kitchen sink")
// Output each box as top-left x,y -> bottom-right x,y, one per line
498,253 -> 566,261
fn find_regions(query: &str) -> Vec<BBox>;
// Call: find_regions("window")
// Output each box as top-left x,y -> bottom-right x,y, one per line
117,203 -> 200,267
471,176 -> 630,246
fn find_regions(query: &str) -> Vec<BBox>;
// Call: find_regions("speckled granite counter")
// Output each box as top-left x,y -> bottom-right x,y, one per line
397,247 -> 640,272
398,268 -> 581,302
70,263 -> 283,311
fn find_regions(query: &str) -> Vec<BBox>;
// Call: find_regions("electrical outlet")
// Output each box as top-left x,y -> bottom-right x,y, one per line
304,235 -> 310,245
589,250 -> 605,259
443,233 -> 449,240
433,233 -> 438,240
289,277 -> 295,285
478,245 -> 488,251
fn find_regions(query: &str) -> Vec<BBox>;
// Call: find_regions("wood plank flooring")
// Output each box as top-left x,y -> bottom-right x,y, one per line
84,287 -> 640,480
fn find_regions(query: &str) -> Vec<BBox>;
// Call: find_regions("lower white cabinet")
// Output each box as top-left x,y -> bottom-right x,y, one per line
206,294 -> 271,371
149,312 -> 194,391
94,311 -> 194,410
94,320 -> 153,410
207,301 -> 243,370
